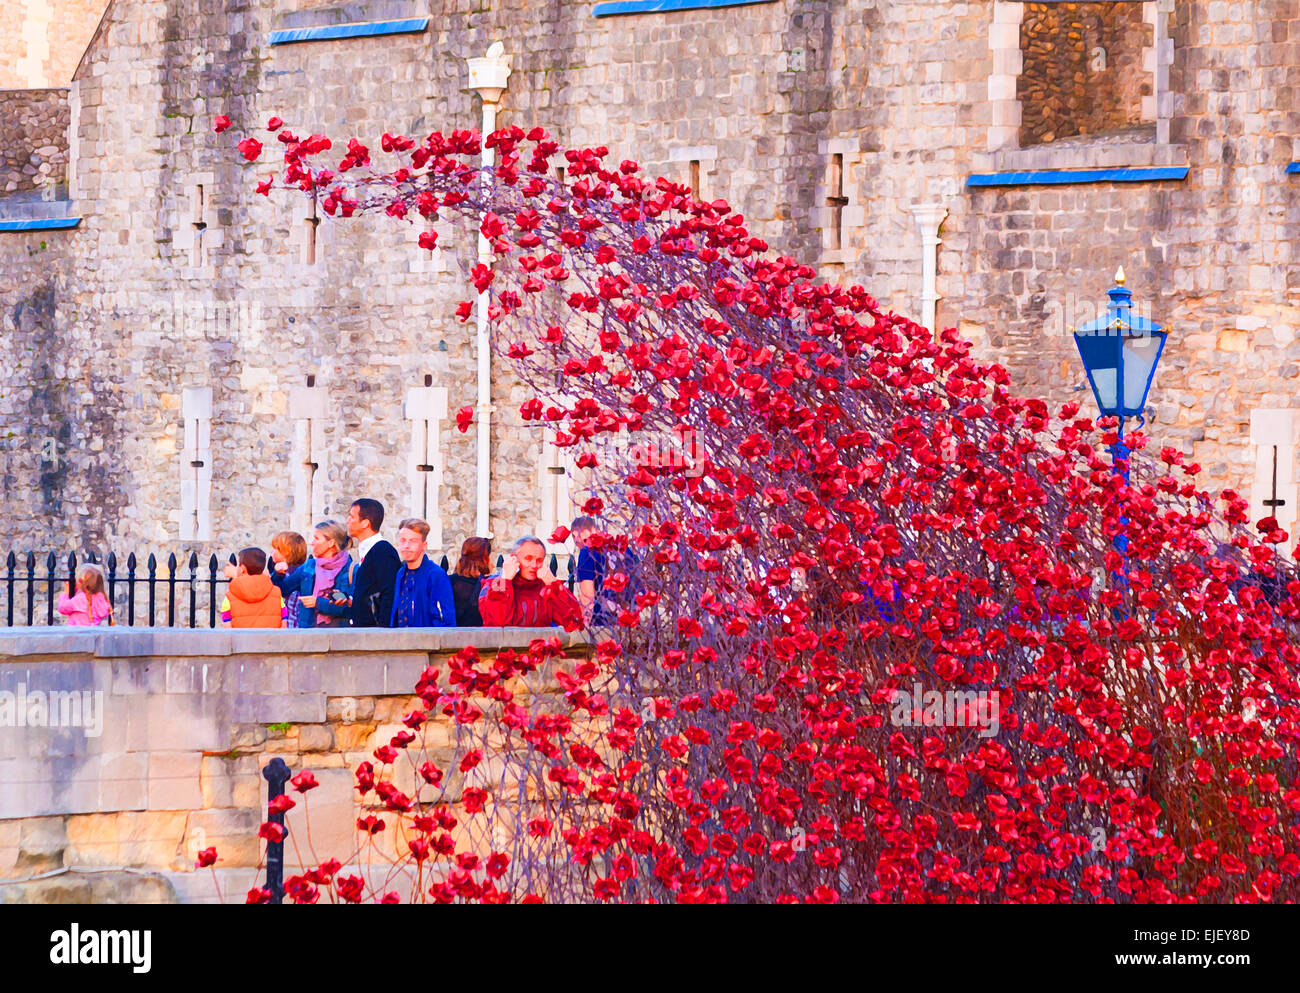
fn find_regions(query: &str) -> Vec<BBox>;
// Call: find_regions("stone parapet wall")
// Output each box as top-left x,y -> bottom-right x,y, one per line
0,625 -> 590,903
0,88 -> 69,196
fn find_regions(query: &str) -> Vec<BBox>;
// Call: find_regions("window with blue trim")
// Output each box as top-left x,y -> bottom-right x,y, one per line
975,1 -> 1179,189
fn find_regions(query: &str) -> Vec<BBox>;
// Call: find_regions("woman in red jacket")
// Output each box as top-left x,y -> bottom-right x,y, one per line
479,536 -> 584,630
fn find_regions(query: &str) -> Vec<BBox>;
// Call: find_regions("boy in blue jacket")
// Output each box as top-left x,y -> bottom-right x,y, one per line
390,518 -> 457,627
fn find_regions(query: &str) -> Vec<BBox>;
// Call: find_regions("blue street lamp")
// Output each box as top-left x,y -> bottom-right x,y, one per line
1072,267 -> 1167,596
1072,267 -> 1168,478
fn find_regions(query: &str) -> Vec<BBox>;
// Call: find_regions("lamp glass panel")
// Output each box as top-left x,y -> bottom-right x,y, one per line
1090,368 -> 1118,412
1121,335 -> 1161,412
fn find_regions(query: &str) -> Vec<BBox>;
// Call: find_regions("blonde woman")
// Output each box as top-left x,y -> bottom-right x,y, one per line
299,520 -> 355,627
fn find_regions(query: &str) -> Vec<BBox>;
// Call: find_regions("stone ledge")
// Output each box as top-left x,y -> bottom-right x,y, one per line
0,626 -> 590,659
0,198 -> 76,222
972,141 -> 1188,175
274,1 -> 424,31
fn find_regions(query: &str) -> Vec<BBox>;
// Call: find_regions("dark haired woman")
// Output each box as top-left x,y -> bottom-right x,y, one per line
449,537 -> 490,627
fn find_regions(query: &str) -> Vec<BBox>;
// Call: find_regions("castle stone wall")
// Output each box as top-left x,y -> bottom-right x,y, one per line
0,0 -> 1298,557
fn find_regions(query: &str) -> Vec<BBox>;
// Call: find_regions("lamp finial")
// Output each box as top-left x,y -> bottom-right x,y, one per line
1114,265 -> 1126,285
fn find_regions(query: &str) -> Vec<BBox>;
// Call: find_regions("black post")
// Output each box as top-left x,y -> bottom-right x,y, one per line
24,551 -> 34,626
107,552 -> 118,623
439,554 -> 449,572
62,551 -> 77,626
127,552 -> 138,627
188,552 -> 199,628
147,553 -> 157,627
167,552 -> 178,627
208,554 -> 219,629
5,551 -> 15,627
262,757 -> 292,904
45,552 -> 57,626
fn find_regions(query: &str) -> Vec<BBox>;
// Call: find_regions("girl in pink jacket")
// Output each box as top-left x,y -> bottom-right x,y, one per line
57,565 -> 113,626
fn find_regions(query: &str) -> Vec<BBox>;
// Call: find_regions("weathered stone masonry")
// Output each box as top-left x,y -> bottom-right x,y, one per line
0,0 -> 1298,560
0,625 -> 591,903
0,88 -> 69,196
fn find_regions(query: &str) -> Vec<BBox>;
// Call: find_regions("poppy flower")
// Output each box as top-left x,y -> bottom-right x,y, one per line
267,794 -> 296,815
258,822 -> 286,843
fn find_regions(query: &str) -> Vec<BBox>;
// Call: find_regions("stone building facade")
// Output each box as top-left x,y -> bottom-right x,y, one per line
1,0 -> 1298,564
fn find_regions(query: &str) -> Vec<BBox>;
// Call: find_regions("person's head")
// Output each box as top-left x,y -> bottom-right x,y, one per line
570,516 -> 598,549
455,537 -> 492,578
77,564 -> 105,596
270,531 -> 308,571
237,547 -> 268,576
311,520 -> 350,559
512,536 -> 547,581
396,517 -> 431,568
347,499 -> 384,540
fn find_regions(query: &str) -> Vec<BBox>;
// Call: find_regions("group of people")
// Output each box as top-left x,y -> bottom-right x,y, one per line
56,498 -> 626,632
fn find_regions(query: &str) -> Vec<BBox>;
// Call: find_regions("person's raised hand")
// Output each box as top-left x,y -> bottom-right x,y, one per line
501,554 -> 520,581
537,562 -> 557,585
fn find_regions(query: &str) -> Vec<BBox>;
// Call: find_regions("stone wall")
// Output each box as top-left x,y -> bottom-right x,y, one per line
0,3 -> 26,89
0,88 -> 69,195
0,0 -> 108,89
0,625 -> 590,903
1018,1 -> 1150,147
0,0 -> 1298,558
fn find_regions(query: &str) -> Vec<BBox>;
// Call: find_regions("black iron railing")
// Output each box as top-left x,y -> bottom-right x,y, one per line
1,550 -> 576,629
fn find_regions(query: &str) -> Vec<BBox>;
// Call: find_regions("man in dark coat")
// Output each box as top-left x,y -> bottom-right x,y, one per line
347,498 -> 400,627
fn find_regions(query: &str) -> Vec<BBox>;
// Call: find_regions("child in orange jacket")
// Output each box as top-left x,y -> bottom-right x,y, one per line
220,547 -> 287,628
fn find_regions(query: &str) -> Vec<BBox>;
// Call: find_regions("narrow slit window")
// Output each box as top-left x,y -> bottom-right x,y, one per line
826,154 -> 849,252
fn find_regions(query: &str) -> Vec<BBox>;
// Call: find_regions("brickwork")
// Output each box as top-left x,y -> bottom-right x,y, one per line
0,0 -> 1298,558
0,626 -> 591,903
0,88 -> 69,194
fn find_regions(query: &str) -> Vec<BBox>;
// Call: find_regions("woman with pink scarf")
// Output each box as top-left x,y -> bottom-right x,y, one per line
296,520 -> 356,627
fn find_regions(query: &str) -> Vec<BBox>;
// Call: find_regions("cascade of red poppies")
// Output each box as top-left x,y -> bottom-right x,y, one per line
219,114 -> 1300,904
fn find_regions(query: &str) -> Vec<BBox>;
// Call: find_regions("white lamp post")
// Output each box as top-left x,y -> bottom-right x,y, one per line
465,42 -> 511,540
